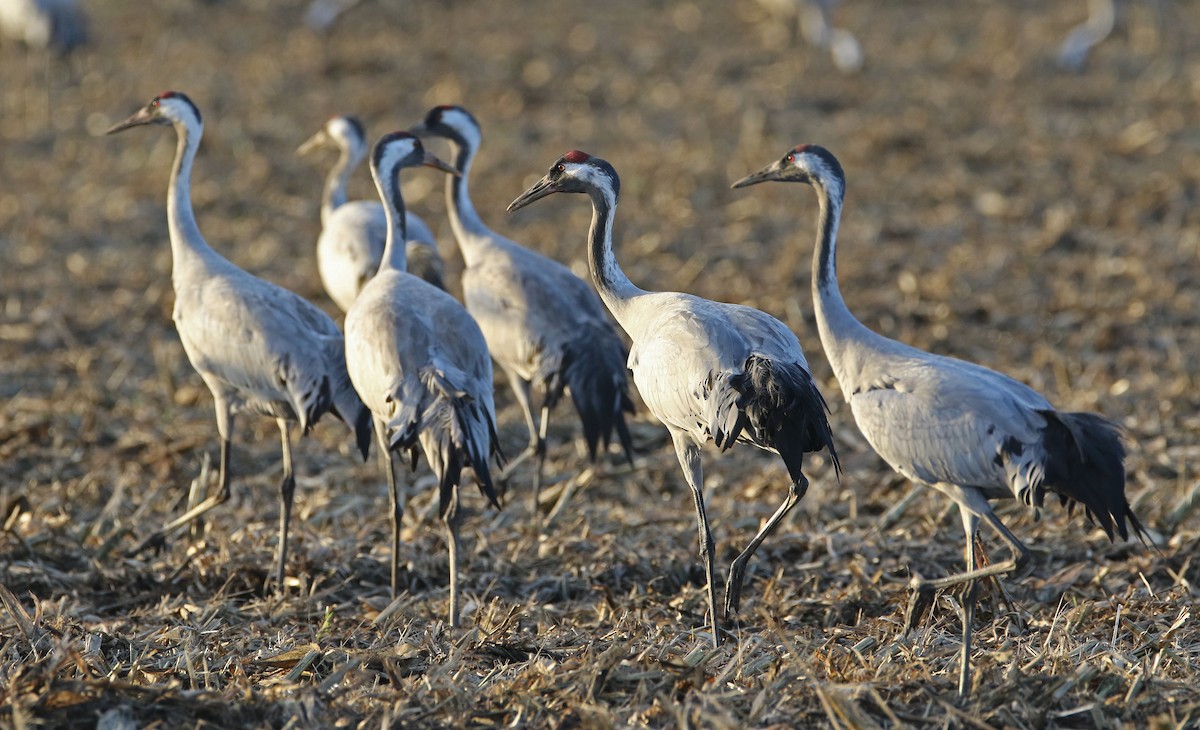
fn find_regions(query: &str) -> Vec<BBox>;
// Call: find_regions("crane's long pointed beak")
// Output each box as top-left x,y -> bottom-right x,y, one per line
730,162 -> 782,189
106,107 -> 156,135
507,175 -> 555,213
422,151 -> 460,176
296,129 -> 328,155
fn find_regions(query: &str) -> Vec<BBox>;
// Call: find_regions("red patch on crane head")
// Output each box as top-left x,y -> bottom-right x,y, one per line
563,150 -> 590,164
792,143 -> 811,154
158,91 -> 178,100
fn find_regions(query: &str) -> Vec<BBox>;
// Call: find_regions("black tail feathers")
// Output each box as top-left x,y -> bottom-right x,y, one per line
729,355 -> 840,484
352,404 -> 372,461
554,336 -> 636,464
329,392 -> 372,462
1039,410 -> 1147,544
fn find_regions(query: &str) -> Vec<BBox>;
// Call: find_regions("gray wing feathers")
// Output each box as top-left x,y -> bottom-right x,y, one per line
346,274 -> 499,508
320,203 -> 445,310
628,293 -> 836,476
848,357 -> 1054,491
175,264 -> 369,453
465,249 -> 634,457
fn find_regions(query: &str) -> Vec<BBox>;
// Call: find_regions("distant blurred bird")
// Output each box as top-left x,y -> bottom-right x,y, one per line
1058,0 -> 1165,71
754,0 -> 862,73
0,0 -> 86,54
108,92 -> 372,589
412,106 -> 635,516
299,115 -> 446,311
303,0 -> 364,35
344,130 -> 500,626
733,143 -> 1148,697
1059,0 -> 1118,70
509,151 -> 839,646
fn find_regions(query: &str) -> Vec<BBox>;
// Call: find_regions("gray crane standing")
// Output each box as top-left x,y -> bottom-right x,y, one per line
411,106 -> 634,517
508,151 -> 839,647
107,92 -> 371,589
344,131 -> 501,627
298,114 -> 445,310
733,143 -> 1147,696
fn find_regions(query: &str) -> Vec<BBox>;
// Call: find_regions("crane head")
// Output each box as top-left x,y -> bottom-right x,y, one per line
107,91 -> 201,135
409,105 -> 481,150
298,114 -> 366,156
507,150 -> 620,213
371,131 -> 459,180
731,144 -> 844,191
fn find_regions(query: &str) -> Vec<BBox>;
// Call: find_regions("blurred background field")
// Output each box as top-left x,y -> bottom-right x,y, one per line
1,0 -> 1199,727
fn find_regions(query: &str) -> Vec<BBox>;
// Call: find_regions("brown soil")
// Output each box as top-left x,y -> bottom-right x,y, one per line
1,0 -> 1198,727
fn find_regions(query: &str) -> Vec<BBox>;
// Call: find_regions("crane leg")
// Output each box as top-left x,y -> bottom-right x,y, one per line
904,494 -> 1032,697
442,478 -> 462,629
532,404 -> 550,516
271,419 -> 297,592
128,407 -> 236,556
496,372 -> 541,504
909,492 -> 1030,595
723,474 -> 809,619
957,510 -> 980,698
672,432 -> 720,647
375,419 -> 403,598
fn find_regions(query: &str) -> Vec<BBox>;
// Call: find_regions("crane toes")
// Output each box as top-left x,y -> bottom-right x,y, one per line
722,567 -> 745,619
902,575 -> 938,635
126,530 -> 169,558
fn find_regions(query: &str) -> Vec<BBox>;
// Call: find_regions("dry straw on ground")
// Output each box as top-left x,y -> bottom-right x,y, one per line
2,0 -> 1199,727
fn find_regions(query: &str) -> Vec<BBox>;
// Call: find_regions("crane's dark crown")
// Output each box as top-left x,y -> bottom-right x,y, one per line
152,91 -> 201,124
424,104 -> 478,132
338,115 -> 366,141
792,144 -> 844,183
372,130 -> 421,167
555,151 -> 620,198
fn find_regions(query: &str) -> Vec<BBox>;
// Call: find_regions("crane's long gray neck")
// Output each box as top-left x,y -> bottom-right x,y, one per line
374,167 -> 409,274
585,185 -> 644,331
811,175 -> 878,394
167,119 -> 219,283
322,141 -> 359,225
444,137 -> 493,266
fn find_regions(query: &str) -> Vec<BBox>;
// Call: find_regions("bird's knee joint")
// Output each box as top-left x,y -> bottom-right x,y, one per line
1013,546 -> 1031,571
791,475 -> 810,499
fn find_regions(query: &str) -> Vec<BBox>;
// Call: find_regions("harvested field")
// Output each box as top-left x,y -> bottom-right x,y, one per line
2,0 -> 1199,726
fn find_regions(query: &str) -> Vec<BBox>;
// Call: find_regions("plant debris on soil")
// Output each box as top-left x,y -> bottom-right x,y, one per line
2,1 -> 1199,727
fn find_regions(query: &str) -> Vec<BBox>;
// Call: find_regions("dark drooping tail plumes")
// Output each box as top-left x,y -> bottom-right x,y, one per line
325,369 -> 373,461
1037,410 -> 1146,543
715,355 -> 840,484
545,334 -> 636,465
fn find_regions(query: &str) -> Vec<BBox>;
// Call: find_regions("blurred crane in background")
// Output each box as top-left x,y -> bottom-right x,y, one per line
1059,0 -> 1165,71
299,114 -> 445,311
753,0 -> 862,73
0,0 -> 86,54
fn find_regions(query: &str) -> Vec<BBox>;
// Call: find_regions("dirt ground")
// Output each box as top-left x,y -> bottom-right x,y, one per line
1,0 -> 1199,727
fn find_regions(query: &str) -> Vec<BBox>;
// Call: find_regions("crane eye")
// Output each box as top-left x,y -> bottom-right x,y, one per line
555,163 -> 565,173
150,99 -> 160,108
785,153 -> 795,165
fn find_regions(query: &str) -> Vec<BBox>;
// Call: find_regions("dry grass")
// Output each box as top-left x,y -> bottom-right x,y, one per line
2,0 -> 1200,727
